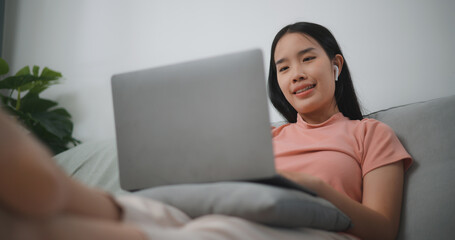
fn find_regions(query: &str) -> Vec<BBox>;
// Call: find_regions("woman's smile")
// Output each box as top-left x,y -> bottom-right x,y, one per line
293,83 -> 316,97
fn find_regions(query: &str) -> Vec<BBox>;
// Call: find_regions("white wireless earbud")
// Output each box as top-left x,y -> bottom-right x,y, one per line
334,65 -> 339,81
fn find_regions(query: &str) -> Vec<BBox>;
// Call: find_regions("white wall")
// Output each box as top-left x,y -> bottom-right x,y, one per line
3,0 -> 455,142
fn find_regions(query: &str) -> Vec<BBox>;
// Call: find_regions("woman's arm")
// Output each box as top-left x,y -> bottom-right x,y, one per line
280,160 -> 405,240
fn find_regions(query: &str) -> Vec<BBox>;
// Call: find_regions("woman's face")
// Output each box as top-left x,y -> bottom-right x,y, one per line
274,33 -> 342,123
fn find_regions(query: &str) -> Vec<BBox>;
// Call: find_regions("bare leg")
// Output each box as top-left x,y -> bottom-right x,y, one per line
41,215 -> 145,240
0,109 -> 146,239
0,108 -> 120,220
1,207 -> 145,240
0,111 -> 67,217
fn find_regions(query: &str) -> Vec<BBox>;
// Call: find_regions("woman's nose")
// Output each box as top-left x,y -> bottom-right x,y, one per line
292,68 -> 307,83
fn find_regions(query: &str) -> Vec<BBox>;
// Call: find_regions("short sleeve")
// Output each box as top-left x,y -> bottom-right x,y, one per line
361,119 -> 412,177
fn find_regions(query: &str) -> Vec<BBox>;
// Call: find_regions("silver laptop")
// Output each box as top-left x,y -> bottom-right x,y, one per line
111,49 -> 313,194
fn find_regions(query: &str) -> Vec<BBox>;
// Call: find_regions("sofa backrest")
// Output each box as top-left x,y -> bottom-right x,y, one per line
366,95 -> 455,240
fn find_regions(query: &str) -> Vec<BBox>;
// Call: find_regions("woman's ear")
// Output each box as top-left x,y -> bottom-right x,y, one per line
333,54 -> 344,75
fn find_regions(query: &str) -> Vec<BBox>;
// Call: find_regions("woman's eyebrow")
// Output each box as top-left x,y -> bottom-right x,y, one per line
275,47 -> 316,66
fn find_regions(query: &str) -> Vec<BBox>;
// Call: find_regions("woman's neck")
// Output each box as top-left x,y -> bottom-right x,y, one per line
298,105 -> 340,125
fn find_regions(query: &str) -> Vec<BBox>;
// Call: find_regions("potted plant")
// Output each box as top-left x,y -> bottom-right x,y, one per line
0,57 -> 80,154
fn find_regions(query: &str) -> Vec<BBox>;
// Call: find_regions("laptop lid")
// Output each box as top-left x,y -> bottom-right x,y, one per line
111,49 -> 276,191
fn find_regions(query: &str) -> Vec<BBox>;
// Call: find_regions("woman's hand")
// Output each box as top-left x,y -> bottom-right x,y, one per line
277,170 -> 325,194
280,162 -> 405,240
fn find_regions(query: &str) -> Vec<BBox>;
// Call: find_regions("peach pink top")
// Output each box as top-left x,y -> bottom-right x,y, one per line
272,112 -> 412,202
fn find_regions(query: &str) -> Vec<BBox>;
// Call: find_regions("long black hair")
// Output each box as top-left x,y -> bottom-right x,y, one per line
268,22 -> 363,123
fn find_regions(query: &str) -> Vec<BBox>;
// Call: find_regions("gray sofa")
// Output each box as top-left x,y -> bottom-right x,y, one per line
55,95 -> 455,240
366,95 -> 455,240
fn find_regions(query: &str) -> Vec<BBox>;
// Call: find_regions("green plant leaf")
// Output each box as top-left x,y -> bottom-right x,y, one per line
18,81 -> 35,92
0,59 -> 79,154
23,67 -> 62,93
27,119 -> 70,154
0,65 -> 62,92
2,105 -> 37,127
20,94 -> 58,113
1,94 -> 12,105
0,58 -> 9,75
2,98 -> 80,155
51,108 -> 71,118
0,75 -> 36,90
0,75 -> 60,92
27,79 -> 60,94
33,66 -> 40,77
47,142 -> 69,155
40,67 -> 62,79
0,96 -> 6,105
31,109 -> 73,140
1,94 -> 16,107
27,83 -> 50,95
16,66 -> 31,76
6,108 -> 73,155
21,79 -> 47,92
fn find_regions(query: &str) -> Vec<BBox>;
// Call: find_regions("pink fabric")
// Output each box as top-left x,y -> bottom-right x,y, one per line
273,112 -> 412,202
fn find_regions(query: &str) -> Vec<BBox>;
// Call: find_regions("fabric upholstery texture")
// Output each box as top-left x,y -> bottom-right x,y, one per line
366,95 -> 455,240
54,139 -> 126,195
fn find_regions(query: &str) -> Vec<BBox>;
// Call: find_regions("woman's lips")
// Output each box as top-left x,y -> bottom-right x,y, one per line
294,84 -> 316,98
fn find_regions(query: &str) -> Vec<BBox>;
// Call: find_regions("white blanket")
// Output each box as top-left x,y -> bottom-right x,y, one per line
116,194 -> 358,240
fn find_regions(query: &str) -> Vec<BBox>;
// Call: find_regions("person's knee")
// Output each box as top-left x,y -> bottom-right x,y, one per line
0,162 -> 69,218
21,173 -> 68,217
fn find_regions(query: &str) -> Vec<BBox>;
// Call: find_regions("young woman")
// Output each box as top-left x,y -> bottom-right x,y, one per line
269,22 -> 412,240
0,22 -> 411,240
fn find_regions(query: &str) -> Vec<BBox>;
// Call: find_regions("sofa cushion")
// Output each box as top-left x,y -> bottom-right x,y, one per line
54,139 -> 127,195
366,95 -> 455,240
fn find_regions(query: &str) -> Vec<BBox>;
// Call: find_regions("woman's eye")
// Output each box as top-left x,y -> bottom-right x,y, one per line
303,56 -> 315,62
279,66 -> 289,72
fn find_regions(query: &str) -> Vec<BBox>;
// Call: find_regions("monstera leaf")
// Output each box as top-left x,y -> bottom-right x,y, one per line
0,58 -> 80,154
